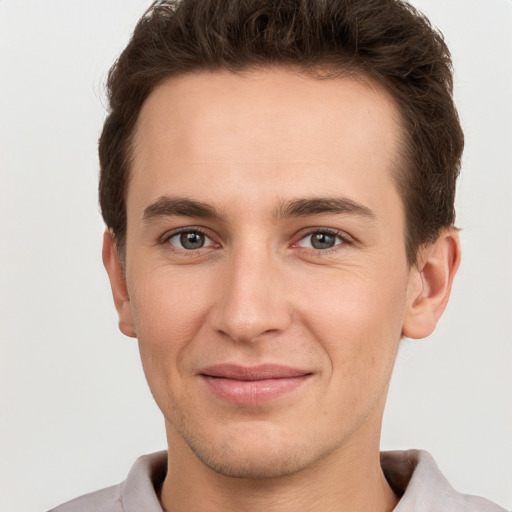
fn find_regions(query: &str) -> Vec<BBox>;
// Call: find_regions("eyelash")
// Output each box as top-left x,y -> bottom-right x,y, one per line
162,227 -> 217,254
294,228 -> 352,253
160,227 -> 352,254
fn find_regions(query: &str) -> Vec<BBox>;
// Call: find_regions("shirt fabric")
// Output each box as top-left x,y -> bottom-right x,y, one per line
49,450 -> 508,511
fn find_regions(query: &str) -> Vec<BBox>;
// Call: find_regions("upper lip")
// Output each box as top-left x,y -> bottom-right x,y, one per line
199,364 -> 311,381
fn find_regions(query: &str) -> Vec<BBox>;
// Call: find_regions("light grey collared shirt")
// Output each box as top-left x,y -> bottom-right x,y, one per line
49,450 -> 508,511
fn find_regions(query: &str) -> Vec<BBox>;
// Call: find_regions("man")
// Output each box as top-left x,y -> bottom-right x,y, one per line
50,0 -> 507,510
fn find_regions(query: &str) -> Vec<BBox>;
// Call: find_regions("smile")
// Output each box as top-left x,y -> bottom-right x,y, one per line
199,364 -> 313,406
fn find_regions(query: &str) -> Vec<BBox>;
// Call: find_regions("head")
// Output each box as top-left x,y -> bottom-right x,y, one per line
99,0 -> 463,266
101,0 -> 462,482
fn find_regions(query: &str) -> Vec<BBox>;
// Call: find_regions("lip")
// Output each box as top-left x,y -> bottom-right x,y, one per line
198,364 -> 313,405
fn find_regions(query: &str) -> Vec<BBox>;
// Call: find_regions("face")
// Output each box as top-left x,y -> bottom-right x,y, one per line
112,69 -> 423,478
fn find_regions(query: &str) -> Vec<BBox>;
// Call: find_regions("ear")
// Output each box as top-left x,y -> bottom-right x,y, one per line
102,230 -> 136,338
402,228 -> 461,339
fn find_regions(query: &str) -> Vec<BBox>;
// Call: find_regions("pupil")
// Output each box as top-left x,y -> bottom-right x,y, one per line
311,233 -> 335,249
180,232 -> 204,249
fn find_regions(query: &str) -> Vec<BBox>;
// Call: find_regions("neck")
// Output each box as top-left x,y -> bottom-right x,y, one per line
159,425 -> 398,512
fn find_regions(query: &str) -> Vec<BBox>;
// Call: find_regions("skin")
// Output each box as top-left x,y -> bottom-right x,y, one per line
103,68 -> 460,511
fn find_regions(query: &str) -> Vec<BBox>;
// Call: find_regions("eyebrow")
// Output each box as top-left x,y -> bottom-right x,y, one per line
142,195 -> 376,223
143,196 -> 220,222
276,197 -> 376,220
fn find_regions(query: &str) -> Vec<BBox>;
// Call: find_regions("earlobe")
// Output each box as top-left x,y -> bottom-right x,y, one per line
402,228 -> 461,339
102,230 -> 137,338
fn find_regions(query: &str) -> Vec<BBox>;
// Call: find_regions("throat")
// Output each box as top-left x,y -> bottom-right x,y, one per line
159,448 -> 398,512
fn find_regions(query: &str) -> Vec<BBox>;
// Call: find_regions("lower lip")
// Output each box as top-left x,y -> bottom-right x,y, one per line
201,375 -> 311,405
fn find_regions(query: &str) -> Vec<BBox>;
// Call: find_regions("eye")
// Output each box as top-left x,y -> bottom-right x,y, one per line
297,231 -> 345,250
167,230 -> 216,250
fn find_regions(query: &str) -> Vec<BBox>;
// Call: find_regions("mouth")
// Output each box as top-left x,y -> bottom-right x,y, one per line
198,364 -> 313,405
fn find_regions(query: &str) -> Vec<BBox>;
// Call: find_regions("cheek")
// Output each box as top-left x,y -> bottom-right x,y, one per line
127,267 -> 215,396
296,266 -> 408,376
129,266 -> 213,343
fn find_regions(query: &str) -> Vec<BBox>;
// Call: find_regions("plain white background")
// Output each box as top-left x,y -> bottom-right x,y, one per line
0,1 -> 511,510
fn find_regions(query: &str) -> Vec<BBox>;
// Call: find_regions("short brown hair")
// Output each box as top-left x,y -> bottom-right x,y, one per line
99,0 -> 463,264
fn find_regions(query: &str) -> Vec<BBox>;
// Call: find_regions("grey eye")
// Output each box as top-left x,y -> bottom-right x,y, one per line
298,231 -> 343,250
180,232 -> 205,249
168,231 -> 214,250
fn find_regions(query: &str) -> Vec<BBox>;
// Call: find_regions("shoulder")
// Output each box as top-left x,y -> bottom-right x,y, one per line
47,451 -> 167,512
381,450 -> 508,512
48,484 -> 123,512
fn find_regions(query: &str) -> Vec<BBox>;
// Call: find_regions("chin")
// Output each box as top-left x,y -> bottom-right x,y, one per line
191,443 -> 312,479
178,421 -> 333,479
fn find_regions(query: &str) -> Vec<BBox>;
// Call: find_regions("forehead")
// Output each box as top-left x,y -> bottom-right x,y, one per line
129,68 -> 403,219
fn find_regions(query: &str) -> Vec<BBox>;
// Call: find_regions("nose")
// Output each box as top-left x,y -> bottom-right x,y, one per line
210,246 -> 292,343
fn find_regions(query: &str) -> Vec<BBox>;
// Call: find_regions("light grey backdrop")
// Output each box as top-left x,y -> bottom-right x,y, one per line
1,1 -> 511,511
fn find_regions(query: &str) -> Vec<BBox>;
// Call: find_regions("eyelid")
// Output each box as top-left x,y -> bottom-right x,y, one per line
292,227 -> 355,249
158,225 -> 354,253
161,226 -> 219,250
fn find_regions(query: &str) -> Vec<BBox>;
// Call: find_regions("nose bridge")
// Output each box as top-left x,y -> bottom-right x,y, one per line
212,240 -> 290,343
